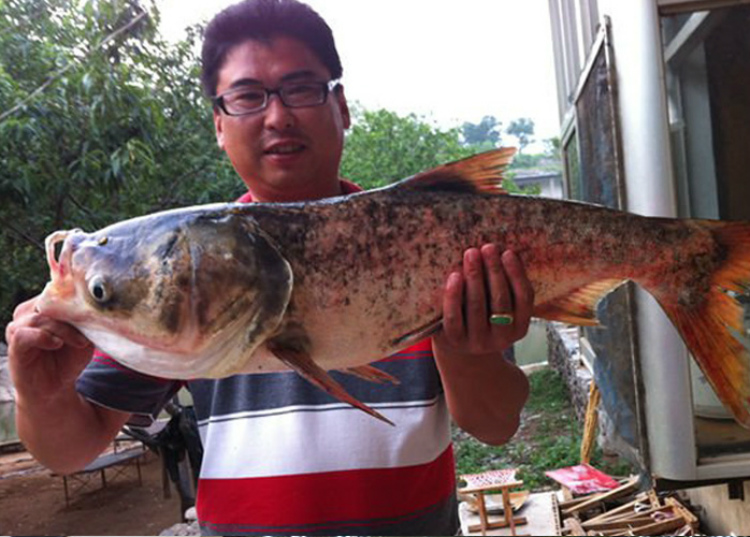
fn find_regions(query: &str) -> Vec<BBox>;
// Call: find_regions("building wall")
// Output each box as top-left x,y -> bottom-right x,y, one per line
686,482 -> 750,535
548,0 -> 750,530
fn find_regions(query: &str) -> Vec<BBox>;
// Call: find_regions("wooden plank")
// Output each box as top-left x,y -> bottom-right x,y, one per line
591,504 -> 676,526
626,515 -> 687,536
460,480 -> 524,494
665,497 -> 700,528
583,515 -> 658,531
561,477 -> 639,517
583,493 -> 651,523
563,517 -> 586,536
558,495 -> 590,510
468,516 -> 528,533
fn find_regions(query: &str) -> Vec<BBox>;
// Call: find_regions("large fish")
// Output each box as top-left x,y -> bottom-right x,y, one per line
37,149 -> 750,427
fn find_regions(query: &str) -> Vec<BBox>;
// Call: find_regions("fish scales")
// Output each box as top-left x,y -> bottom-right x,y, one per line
243,188 -> 713,372
36,149 -> 750,427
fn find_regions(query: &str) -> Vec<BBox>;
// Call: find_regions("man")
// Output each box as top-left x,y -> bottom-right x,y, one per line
6,0 -> 532,534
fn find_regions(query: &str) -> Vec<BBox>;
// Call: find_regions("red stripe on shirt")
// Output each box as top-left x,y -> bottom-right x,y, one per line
196,444 -> 455,532
380,338 -> 434,362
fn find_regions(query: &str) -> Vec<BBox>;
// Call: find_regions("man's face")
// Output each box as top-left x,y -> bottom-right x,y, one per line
213,36 -> 351,202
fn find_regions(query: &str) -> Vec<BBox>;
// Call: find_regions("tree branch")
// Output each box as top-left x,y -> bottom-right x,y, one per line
0,216 -> 45,251
0,10 -> 149,124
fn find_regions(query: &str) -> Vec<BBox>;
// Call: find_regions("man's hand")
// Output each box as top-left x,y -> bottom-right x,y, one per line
5,296 -> 128,474
435,245 -> 533,357
6,296 -> 94,401
432,245 -> 533,445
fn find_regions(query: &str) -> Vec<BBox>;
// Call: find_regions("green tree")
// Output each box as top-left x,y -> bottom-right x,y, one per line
506,117 -> 535,153
0,0 -> 239,326
340,107 -> 537,195
341,107 -> 473,189
461,115 -> 502,150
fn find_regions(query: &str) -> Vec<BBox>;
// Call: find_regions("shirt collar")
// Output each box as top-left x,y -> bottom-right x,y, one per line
235,179 -> 362,203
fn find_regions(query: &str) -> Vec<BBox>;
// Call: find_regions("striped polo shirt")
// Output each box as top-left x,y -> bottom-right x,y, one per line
78,341 -> 458,535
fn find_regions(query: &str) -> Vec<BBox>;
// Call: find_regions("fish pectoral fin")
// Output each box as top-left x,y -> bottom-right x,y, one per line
340,365 -> 401,385
396,148 -> 516,195
391,317 -> 443,349
534,279 -> 627,325
266,341 -> 395,426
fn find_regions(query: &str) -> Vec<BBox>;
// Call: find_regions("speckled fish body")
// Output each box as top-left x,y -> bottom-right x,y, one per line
37,149 -> 750,427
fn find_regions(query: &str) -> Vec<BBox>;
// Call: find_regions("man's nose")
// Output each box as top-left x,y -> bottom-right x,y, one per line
263,94 -> 296,130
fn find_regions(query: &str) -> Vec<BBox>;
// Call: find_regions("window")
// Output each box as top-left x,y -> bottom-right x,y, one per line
662,4 -> 750,460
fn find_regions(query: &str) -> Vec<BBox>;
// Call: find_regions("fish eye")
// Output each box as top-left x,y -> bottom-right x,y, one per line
88,276 -> 111,303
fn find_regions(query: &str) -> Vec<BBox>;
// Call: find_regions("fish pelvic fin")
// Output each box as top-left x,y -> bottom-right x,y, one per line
397,147 -> 516,195
266,341 -> 395,426
534,279 -> 627,325
340,365 -> 401,385
651,220 -> 750,428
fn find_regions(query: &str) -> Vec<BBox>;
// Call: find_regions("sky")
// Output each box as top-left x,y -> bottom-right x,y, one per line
156,0 -> 562,150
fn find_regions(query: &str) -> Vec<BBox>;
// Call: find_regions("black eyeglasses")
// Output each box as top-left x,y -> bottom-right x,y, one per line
213,80 -> 339,116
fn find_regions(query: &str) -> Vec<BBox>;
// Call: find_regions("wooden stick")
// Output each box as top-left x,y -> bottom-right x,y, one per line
665,497 -> 700,529
580,382 -> 601,465
587,504 -> 676,526
584,493 -> 651,523
561,478 -> 639,516
583,515 -> 659,531
562,517 -> 587,536
626,515 -> 687,535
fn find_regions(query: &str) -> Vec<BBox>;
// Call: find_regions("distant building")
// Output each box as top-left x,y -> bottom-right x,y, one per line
513,171 -> 564,199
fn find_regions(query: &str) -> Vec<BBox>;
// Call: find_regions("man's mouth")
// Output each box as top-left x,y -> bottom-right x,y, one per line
264,143 -> 305,155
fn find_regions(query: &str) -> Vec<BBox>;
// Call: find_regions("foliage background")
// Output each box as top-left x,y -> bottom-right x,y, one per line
0,0 -> 558,330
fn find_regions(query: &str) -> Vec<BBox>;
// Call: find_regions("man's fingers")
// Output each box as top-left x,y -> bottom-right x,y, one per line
10,314 -> 91,350
463,248 -> 491,342
441,272 -> 466,342
501,250 -> 534,336
481,244 -> 513,319
10,326 -> 64,354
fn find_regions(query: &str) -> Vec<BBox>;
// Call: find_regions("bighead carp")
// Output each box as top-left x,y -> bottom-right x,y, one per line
38,149 -> 750,426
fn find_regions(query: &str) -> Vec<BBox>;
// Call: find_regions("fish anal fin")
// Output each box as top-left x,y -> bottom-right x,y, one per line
397,148 -> 516,195
534,279 -> 626,325
341,365 -> 401,385
266,341 -> 394,426
391,317 -> 443,349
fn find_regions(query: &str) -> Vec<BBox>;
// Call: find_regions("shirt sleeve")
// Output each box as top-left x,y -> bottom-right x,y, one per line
76,350 -> 183,427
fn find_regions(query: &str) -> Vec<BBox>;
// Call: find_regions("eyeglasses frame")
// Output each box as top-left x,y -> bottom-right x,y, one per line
213,79 -> 340,116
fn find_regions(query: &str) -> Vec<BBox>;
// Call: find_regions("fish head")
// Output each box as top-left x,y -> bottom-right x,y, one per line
37,210 -> 294,378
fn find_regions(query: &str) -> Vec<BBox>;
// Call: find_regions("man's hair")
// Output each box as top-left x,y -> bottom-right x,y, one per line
201,0 -> 343,97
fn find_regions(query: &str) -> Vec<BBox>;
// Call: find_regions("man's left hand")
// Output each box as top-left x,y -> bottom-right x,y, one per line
434,245 -> 534,356
431,244 -> 534,445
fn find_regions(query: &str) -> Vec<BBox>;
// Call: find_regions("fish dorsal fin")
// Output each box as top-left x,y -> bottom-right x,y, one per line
534,279 -> 627,325
397,147 -> 516,195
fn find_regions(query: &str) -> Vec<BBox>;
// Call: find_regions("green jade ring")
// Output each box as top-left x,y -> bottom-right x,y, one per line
490,313 -> 514,326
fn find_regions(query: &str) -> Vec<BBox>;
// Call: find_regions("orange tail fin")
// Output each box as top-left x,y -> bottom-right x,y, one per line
652,221 -> 750,428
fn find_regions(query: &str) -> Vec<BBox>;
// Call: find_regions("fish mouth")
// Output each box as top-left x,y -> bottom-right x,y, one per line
38,229 -> 86,319
44,229 -> 82,282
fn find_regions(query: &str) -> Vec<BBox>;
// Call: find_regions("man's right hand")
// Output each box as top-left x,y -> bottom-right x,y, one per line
6,296 -> 94,401
5,296 -> 129,475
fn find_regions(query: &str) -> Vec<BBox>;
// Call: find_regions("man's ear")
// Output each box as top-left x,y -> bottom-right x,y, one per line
213,108 -> 225,150
335,85 -> 351,130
